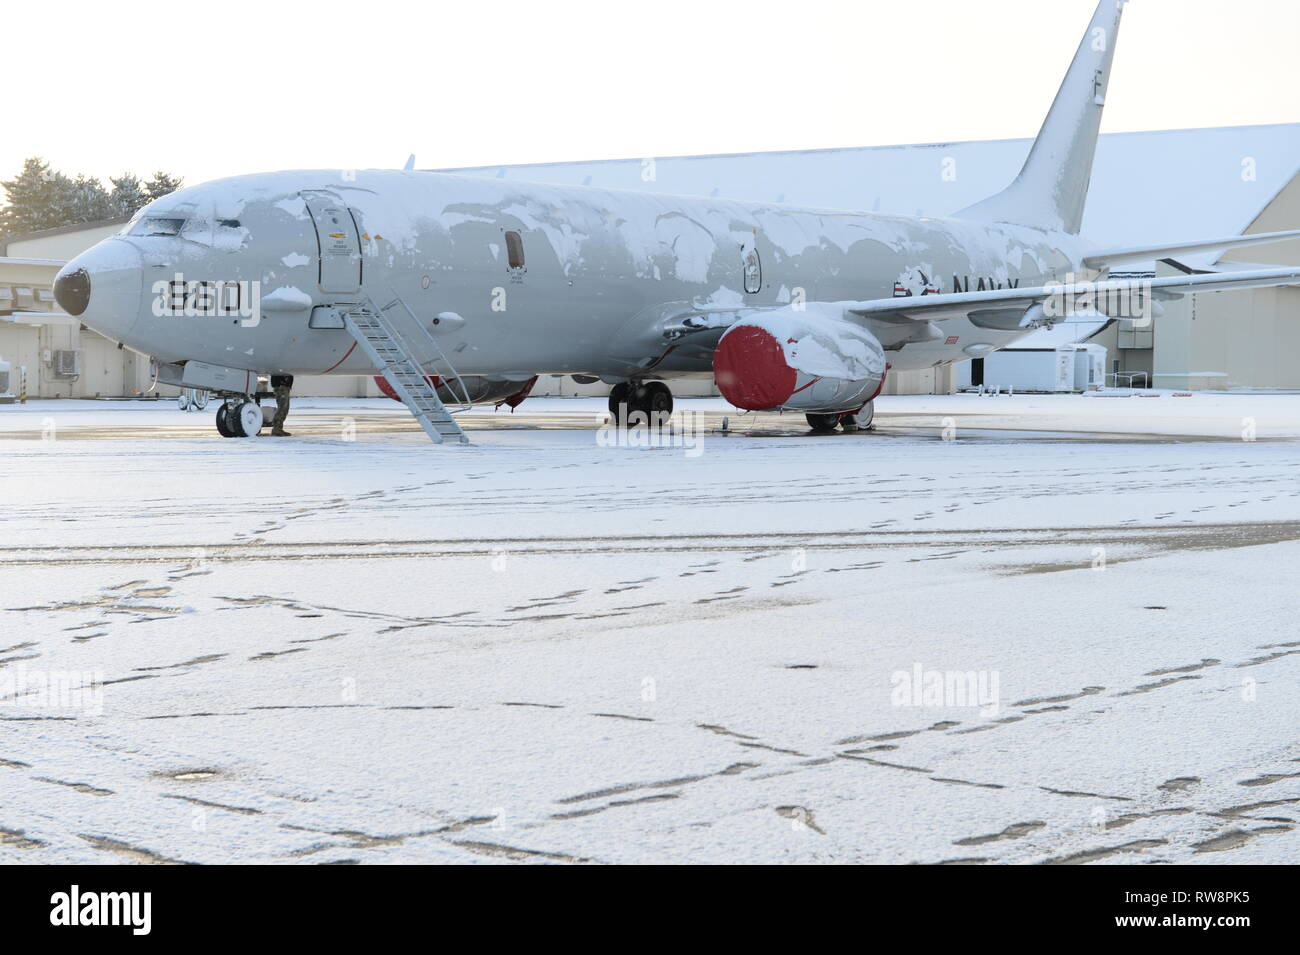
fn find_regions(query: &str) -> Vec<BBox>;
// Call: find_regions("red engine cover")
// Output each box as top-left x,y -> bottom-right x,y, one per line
712,325 -> 797,410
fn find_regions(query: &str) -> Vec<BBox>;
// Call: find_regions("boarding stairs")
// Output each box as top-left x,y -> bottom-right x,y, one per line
342,291 -> 470,445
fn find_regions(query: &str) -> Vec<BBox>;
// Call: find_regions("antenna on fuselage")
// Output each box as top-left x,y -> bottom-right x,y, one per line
402,154 -> 416,171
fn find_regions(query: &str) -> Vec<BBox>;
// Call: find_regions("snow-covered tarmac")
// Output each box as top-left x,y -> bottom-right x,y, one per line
2,392 -> 1298,864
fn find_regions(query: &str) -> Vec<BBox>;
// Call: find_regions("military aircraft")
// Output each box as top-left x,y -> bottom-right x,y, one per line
53,0 -> 1300,442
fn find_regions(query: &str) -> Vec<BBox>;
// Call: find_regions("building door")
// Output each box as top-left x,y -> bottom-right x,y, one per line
302,191 -> 362,295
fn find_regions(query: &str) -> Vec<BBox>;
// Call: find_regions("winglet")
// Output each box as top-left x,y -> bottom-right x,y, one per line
403,154 -> 416,171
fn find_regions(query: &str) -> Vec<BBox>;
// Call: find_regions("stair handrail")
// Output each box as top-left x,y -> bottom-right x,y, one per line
340,307 -> 468,444
358,289 -> 474,413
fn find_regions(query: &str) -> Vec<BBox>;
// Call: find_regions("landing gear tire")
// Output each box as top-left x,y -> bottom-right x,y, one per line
609,381 -> 673,426
636,381 -> 673,418
806,412 -> 839,434
857,400 -> 875,430
608,382 -> 630,423
215,404 -> 237,438
231,400 -> 263,438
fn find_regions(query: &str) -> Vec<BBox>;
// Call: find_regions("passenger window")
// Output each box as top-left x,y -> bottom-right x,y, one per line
504,231 -> 525,270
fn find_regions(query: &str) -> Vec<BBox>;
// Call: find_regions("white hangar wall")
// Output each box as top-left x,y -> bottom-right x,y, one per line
1085,170 -> 1300,390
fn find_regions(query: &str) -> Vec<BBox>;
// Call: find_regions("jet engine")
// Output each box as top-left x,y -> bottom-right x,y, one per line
712,305 -> 886,412
374,374 -> 536,407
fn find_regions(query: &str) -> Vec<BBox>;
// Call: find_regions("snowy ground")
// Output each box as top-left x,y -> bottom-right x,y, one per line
1,392 -> 1298,864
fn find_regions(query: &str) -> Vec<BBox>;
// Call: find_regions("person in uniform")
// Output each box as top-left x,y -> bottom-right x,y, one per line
270,374 -> 293,436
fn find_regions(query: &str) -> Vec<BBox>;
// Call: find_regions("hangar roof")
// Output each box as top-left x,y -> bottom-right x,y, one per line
439,124 -> 1300,262
0,216 -> 129,256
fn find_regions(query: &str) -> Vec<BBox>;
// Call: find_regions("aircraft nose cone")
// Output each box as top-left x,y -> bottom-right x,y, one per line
53,267 -> 91,316
54,240 -> 144,340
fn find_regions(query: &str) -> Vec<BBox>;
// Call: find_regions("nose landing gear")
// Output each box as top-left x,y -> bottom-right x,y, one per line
215,398 -> 264,438
215,403 -> 236,437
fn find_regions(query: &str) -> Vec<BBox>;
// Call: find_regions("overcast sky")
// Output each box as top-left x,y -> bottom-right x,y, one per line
6,0 -> 1297,187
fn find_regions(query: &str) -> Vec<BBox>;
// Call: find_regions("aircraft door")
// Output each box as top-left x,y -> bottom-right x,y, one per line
302,191 -> 362,295
740,231 -> 762,295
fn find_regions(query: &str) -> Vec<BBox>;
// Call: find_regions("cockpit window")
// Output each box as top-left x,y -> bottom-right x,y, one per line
218,219 -> 241,229
133,217 -> 186,237
118,210 -> 145,235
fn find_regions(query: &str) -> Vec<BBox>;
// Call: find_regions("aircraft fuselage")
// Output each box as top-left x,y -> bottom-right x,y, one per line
62,169 -> 1090,384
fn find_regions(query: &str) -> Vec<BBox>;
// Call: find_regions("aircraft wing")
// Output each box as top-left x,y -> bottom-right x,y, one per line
1081,229 -> 1300,270
845,266 -> 1300,324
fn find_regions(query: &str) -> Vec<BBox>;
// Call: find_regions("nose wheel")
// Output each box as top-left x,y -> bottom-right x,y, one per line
215,404 -> 236,437
215,399 -> 263,438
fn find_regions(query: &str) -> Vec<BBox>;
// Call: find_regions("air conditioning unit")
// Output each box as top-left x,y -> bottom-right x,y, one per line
53,349 -> 81,378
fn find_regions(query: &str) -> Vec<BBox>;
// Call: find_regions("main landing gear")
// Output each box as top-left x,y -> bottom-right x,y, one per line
807,401 -> 875,434
215,397 -> 265,438
608,381 -> 673,424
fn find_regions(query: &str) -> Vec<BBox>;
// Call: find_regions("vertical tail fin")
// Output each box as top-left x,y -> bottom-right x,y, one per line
957,0 -> 1125,234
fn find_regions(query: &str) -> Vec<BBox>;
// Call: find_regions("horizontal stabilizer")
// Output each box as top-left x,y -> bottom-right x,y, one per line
1083,229 -> 1300,270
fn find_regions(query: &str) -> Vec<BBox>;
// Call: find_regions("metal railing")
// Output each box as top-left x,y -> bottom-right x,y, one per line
1108,371 -> 1150,389
356,288 -> 473,413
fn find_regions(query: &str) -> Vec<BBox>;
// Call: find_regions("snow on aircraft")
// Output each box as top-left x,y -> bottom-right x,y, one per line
53,0 -> 1300,442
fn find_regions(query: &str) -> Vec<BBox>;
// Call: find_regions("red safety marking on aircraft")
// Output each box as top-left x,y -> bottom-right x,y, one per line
321,341 -> 358,374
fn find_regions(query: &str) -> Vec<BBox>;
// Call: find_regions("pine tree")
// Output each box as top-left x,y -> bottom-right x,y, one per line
109,174 -> 151,217
144,171 -> 184,200
0,159 -> 185,240
58,174 -> 115,224
0,157 -> 70,235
